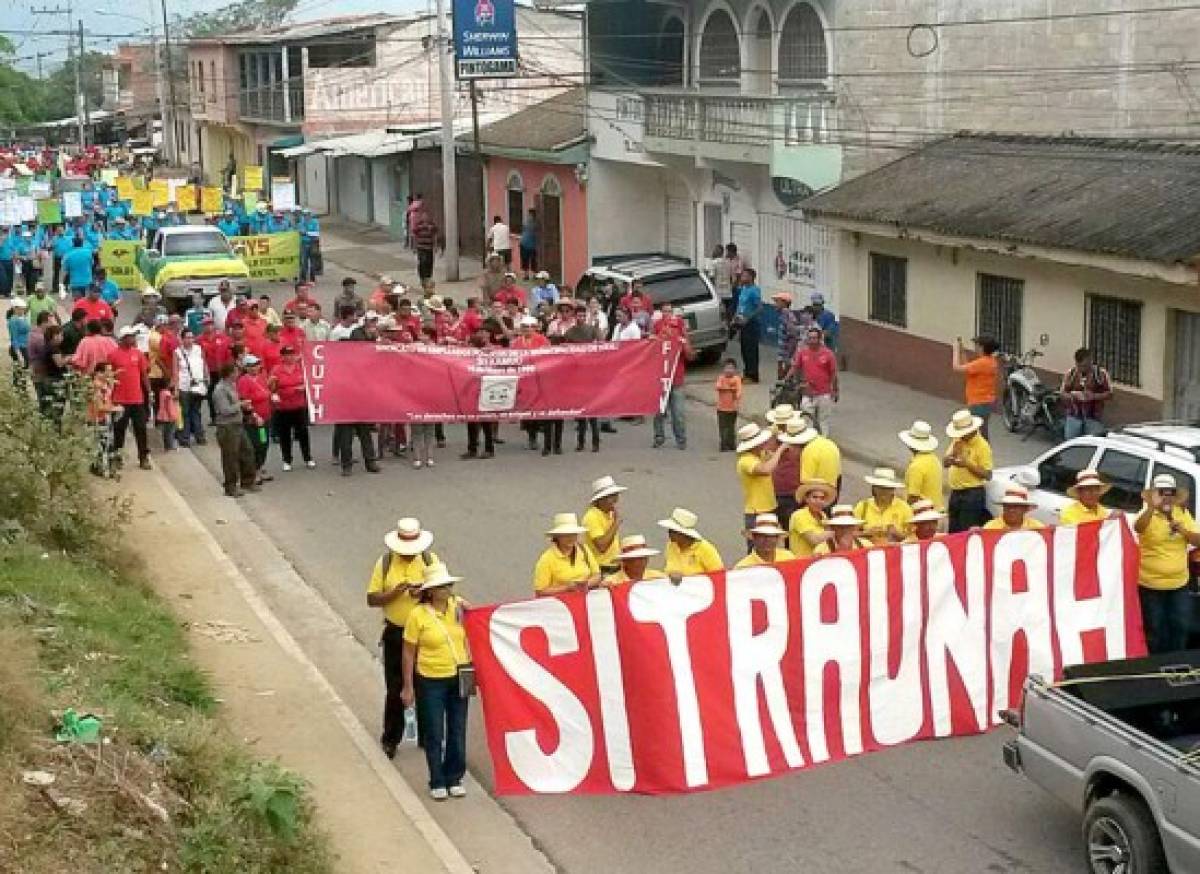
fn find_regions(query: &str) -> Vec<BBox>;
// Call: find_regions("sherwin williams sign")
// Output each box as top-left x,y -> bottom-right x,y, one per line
453,0 -> 518,79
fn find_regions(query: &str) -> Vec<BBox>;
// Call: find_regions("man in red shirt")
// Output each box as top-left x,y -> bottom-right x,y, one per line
258,323 -> 284,373
283,282 -> 316,316
108,326 -> 152,469
454,297 -> 484,342
71,320 -> 118,374
653,303 -> 691,450
242,300 -> 268,344
652,302 -> 686,340
511,315 -> 549,350
157,314 -> 182,385
75,284 -> 114,326
278,310 -> 307,352
394,298 -> 422,338
493,274 -> 526,308
786,326 -> 839,435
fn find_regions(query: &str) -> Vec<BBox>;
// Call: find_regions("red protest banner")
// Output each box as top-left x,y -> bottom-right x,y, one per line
464,519 -> 1144,795
303,340 -> 677,424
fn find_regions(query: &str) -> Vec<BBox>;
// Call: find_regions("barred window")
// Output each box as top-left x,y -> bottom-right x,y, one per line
1086,294 -> 1141,386
869,253 -> 907,328
779,3 -> 828,81
698,10 -> 740,84
976,273 -> 1024,353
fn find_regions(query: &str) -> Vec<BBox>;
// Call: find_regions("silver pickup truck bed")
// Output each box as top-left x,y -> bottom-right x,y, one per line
1005,653 -> 1200,874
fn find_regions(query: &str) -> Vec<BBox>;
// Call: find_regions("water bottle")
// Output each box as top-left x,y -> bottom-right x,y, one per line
402,706 -> 418,745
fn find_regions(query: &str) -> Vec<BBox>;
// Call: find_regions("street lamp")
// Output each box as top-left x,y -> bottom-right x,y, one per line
93,7 -> 172,161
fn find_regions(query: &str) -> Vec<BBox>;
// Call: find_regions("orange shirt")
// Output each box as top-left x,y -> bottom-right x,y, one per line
715,374 -> 743,412
964,355 -> 998,405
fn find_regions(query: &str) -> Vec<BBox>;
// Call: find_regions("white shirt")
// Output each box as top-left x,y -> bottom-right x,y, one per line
328,322 -> 356,341
489,222 -> 512,252
175,345 -> 207,394
587,310 -> 609,338
207,295 -> 235,332
612,321 -> 642,341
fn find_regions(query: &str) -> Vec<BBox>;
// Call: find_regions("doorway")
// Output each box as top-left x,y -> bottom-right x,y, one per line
536,175 -> 563,283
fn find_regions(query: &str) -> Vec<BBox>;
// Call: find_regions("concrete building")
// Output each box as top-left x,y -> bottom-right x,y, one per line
99,43 -> 162,140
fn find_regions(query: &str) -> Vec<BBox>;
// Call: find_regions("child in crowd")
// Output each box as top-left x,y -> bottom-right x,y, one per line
88,362 -> 120,477
715,358 -> 743,452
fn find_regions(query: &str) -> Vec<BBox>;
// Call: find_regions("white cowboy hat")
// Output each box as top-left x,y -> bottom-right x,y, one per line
590,475 -> 627,503
617,534 -> 659,560
910,499 -> 945,524
899,420 -> 939,452
736,422 -> 774,454
384,517 -> 434,555
946,409 -> 984,439
1067,469 -> 1112,499
658,507 -> 703,541
9,297 -> 26,308
782,416 -> 819,446
765,404 -> 797,426
117,325 -> 139,338
535,270 -> 551,280
826,505 -> 864,528
748,513 -> 787,537
795,479 -> 837,503
546,512 -> 588,536
864,467 -> 904,490
998,485 -> 1037,507
416,562 -> 461,592
1152,473 -> 1178,492
425,295 -> 446,313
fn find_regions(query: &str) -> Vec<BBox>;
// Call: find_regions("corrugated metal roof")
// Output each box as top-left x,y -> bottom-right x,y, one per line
475,89 -> 587,154
196,13 -> 406,45
801,133 -> 1200,265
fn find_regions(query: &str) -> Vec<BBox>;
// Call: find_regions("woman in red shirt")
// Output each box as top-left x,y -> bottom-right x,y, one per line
236,354 -> 273,481
269,345 -> 313,471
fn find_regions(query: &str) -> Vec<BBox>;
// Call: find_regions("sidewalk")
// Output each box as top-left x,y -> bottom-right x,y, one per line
121,469 -> 476,874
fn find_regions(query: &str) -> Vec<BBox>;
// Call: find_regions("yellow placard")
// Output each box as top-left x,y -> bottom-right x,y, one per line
201,186 -> 224,214
149,179 -> 170,208
99,240 -> 145,290
176,185 -> 198,212
130,190 -> 154,216
244,165 -> 264,192
116,176 -> 135,201
230,231 -> 300,281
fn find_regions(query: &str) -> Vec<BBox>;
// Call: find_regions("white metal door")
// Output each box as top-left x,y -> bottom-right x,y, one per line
1173,310 -> 1200,420
665,196 -> 693,261
757,212 -> 838,309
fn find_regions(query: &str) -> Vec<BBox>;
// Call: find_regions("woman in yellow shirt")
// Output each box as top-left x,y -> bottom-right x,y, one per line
533,513 -> 601,595
899,419 -> 943,510
401,563 -> 471,801
735,423 -> 787,538
814,506 -> 873,555
582,475 -> 627,573
659,507 -> 724,576
1059,469 -> 1114,526
854,467 -> 914,546
734,513 -> 796,568
789,479 -> 836,557
982,485 -> 1046,531
1134,474 -> 1200,653
603,535 -> 667,586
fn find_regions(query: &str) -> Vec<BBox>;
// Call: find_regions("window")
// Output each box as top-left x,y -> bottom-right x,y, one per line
868,253 -> 907,328
977,273 -> 1024,353
1037,444 -> 1099,495
209,61 -> 217,102
698,10 -> 740,84
307,39 -> 376,68
779,3 -> 828,81
1087,294 -> 1141,386
1095,449 -> 1149,511
1153,465 -> 1197,514
658,16 -> 686,86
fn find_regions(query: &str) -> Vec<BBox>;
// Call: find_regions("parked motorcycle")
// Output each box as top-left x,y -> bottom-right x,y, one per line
1001,349 -> 1064,440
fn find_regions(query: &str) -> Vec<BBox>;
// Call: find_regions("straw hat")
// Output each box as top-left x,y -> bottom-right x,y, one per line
426,295 -> 446,313
546,512 -> 588,536
946,409 -> 984,439
765,404 -> 797,425
997,485 -> 1037,507
910,499 -> 945,524
748,513 -> 787,537
590,475 -> 627,503
384,517 -> 434,555
864,467 -> 904,490
899,420 -> 939,453
658,507 -> 703,541
736,422 -> 774,453
781,416 -> 819,446
617,535 -> 659,560
826,505 -> 864,528
795,479 -> 837,503
416,562 -> 461,592
1067,469 -> 1112,499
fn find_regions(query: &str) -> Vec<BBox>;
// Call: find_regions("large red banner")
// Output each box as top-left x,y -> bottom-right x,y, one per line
464,519 -> 1145,795
303,340 -> 676,424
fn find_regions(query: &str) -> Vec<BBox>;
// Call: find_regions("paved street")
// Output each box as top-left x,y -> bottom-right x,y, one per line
171,241 -> 1081,874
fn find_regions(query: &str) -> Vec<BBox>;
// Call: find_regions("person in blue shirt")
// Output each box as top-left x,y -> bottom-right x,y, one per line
298,208 -> 320,281
217,210 -> 241,238
96,268 -> 121,307
51,226 -> 75,294
106,216 -> 138,241
83,222 -> 103,251
80,183 -> 96,214
265,210 -> 290,234
0,228 -> 15,297
7,296 -> 30,369
530,270 -> 559,310
184,291 -> 207,335
249,204 -> 270,234
62,236 -> 95,298
809,293 -> 840,352
104,197 -> 126,227
11,226 -> 39,296
734,267 -> 764,383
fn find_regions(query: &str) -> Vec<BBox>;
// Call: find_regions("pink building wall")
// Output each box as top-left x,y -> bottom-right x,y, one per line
486,157 -> 589,288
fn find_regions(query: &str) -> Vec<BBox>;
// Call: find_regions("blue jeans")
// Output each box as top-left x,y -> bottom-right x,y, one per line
1138,586 -> 1193,654
300,244 -> 316,282
178,392 -> 206,446
1064,416 -> 1105,440
654,386 -> 686,448
414,674 -> 468,790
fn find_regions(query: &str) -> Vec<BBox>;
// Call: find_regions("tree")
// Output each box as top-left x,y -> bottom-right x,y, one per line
178,0 -> 299,38
40,51 -> 109,121
0,36 -> 53,125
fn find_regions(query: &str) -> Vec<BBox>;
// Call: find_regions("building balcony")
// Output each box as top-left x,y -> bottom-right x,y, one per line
238,85 -> 305,125
641,88 -> 836,165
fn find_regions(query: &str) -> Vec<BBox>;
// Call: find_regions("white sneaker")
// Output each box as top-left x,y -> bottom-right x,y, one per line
430,787 -> 449,801
412,460 -> 423,470
305,460 -> 316,469
281,462 -> 292,472
425,458 -> 435,468
448,784 -> 466,798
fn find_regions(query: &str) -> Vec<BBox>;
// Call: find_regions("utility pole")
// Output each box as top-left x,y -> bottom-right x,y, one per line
433,0 -> 459,281
469,80 -> 487,267
30,3 -> 82,145
78,20 -> 90,145
160,0 -> 178,166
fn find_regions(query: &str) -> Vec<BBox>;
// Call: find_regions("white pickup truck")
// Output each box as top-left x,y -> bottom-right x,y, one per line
1004,654 -> 1200,873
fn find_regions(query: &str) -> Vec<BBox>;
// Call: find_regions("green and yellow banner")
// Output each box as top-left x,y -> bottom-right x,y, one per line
99,240 -> 145,290
231,231 -> 300,281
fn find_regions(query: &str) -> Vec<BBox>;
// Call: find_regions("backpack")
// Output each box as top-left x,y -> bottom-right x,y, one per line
380,549 -> 434,579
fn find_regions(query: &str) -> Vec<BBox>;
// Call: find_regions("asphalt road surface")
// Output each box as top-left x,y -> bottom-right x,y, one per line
180,269 -> 1085,874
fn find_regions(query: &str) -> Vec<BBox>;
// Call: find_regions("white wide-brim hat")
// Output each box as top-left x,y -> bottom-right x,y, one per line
1067,469 -> 1112,499
736,423 -> 773,453
997,486 -> 1037,507
546,512 -> 588,536
765,404 -> 797,425
946,409 -> 984,439
899,420 -> 939,452
590,475 -> 628,503
864,467 -> 904,490
416,563 -> 461,591
795,479 -> 836,503
658,507 -> 702,541
617,534 -> 660,560
748,513 -> 787,537
909,499 -> 945,524
384,517 -> 434,555
826,505 -> 864,527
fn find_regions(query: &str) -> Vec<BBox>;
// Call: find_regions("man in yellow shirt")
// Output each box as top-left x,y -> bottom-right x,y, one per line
900,419 -> 943,510
1134,474 -> 1200,653
533,513 -> 601,595
854,467 -> 913,546
366,517 -> 438,758
790,479 -> 836,557
944,409 -> 993,533
1059,469 -> 1114,526
794,417 -> 842,499
582,475 -> 627,574
735,423 -> 787,539
659,507 -> 724,576
604,535 -> 667,586
734,513 -> 796,568
814,506 -> 873,555
905,499 -> 945,542
982,485 -> 1045,531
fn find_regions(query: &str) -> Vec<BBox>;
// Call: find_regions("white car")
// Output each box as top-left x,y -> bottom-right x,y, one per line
987,424 -> 1200,525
